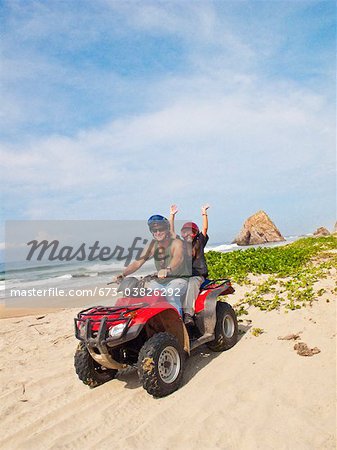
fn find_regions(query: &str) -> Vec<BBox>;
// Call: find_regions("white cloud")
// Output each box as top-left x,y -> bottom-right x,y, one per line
0,0 -> 335,240
1,78 -> 333,198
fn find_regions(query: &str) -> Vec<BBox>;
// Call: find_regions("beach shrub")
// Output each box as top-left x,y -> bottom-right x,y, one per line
209,236 -> 337,313
206,235 -> 337,281
251,328 -> 264,336
235,305 -> 249,316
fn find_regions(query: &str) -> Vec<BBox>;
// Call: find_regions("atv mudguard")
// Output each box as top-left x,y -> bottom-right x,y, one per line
194,282 -> 234,336
119,299 -> 190,354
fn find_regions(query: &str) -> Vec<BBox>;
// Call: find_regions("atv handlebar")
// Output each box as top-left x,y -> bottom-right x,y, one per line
107,273 -> 158,286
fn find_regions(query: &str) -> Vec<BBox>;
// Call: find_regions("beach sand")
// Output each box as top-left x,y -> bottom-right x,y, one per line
0,273 -> 335,450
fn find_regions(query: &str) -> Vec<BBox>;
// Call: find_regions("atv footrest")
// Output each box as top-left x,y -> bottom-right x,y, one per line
190,333 -> 214,351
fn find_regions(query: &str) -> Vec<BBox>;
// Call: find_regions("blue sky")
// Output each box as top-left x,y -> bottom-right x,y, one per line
0,0 -> 336,246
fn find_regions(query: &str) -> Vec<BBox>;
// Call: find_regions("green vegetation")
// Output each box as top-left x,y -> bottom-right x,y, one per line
206,235 -> 337,282
207,235 -> 337,313
251,328 -> 264,337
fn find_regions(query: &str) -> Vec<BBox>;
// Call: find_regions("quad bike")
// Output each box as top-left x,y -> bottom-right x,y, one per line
74,275 -> 237,397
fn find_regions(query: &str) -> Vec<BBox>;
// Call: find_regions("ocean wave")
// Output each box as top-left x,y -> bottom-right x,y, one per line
72,272 -> 98,278
86,262 -> 125,273
205,243 -> 239,252
55,274 -> 73,280
3,262 -> 69,275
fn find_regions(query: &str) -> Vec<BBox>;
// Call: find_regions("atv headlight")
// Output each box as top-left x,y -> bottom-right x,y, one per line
76,321 -> 86,338
108,323 -> 126,339
79,326 -> 85,338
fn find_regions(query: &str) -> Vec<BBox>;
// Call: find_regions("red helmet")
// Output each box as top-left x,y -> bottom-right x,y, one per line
181,222 -> 199,235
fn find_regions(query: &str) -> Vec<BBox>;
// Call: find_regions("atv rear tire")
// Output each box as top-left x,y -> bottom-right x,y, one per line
207,302 -> 238,352
74,342 -> 117,388
138,332 -> 184,398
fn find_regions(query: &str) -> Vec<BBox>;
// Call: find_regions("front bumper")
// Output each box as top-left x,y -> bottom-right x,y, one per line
74,305 -> 146,369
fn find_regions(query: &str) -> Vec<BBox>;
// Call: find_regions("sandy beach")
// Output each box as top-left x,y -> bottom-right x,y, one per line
1,1 -> 335,448
0,269 -> 335,450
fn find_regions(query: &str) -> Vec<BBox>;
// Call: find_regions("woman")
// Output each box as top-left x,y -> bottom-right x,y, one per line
169,204 -> 210,325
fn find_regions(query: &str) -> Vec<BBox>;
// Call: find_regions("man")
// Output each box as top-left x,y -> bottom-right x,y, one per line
112,215 -> 188,313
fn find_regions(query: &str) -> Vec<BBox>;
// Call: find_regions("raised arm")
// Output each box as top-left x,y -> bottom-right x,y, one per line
201,204 -> 210,237
169,204 -> 178,238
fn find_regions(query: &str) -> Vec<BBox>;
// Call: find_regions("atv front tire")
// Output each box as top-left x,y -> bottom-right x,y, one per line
74,342 -> 117,388
138,332 -> 184,398
207,302 -> 238,352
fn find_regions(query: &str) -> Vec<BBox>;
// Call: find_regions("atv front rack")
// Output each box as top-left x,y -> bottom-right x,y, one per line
74,303 -> 148,342
74,303 -> 149,371
76,303 -> 148,317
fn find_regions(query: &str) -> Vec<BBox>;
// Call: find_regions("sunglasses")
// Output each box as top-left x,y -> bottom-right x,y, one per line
151,227 -> 167,234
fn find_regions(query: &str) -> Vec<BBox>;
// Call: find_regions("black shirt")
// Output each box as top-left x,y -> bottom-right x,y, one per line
181,233 -> 209,278
192,232 -> 209,277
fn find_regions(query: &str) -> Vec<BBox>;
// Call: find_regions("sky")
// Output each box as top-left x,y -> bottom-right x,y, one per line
0,0 -> 336,247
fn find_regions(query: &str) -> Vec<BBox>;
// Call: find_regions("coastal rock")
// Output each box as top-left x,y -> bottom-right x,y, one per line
233,210 -> 285,246
313,227 -> 330,237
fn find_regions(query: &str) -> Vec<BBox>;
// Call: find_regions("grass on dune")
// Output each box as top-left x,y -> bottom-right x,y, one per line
206,235 -> 337,313
206,235 -> 337,282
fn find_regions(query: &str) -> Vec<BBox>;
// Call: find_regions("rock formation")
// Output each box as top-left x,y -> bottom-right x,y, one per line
313,227 -> 330,237
333,222 -> 337,234
233,210 -> 285,246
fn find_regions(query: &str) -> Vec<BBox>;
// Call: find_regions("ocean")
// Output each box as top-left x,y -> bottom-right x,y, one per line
1,235 -> 308,303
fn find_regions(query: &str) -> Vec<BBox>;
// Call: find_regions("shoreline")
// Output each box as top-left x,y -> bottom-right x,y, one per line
0,305 -> 62,319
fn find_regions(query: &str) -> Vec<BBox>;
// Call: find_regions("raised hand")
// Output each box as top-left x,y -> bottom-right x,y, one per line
201,204 -> 210,215
170,204 -> 179,215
